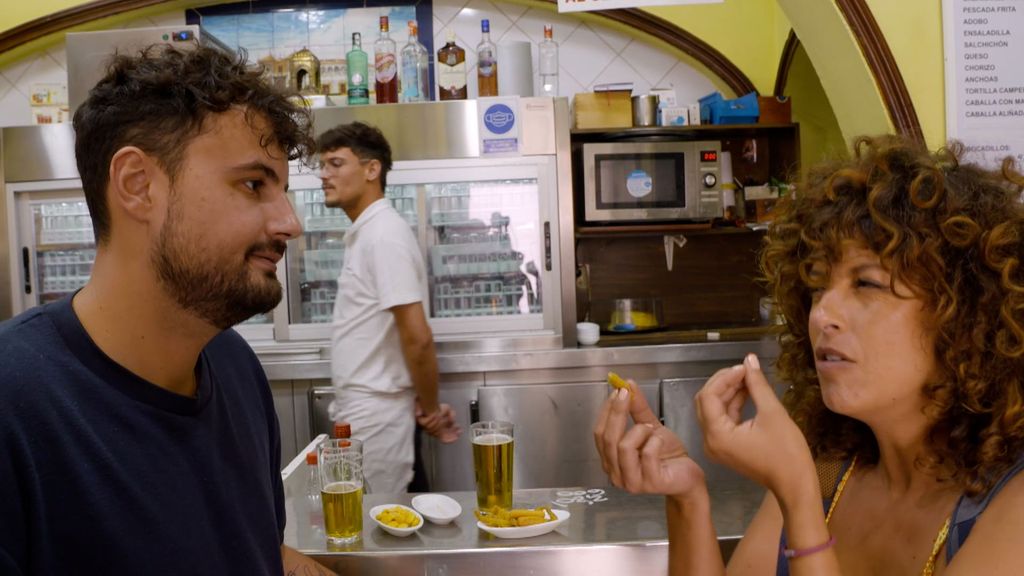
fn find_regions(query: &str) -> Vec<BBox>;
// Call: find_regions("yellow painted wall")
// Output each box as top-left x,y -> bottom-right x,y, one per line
645,0 -> 783,96
1,1 -> 93,33
786,42 -> 847,171
865,0 -> 945,149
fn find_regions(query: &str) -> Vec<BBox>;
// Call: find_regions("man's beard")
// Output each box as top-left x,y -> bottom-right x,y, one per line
152,200 -> 286,330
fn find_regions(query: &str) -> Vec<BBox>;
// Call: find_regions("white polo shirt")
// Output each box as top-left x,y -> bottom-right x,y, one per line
330,198 -> 426,395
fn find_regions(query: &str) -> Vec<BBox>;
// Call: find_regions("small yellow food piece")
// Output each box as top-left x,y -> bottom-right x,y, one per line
607,372 -> 629,391
475,506 -> 557,528
376,506 -> 421,529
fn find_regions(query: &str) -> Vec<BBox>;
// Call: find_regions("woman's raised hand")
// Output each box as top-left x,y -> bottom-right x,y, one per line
594,378 -> 706,497
695,354 -> 814,498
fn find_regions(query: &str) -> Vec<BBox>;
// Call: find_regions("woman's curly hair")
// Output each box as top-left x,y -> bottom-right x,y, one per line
73,44 -> 315,244
761,134 -> 1024,497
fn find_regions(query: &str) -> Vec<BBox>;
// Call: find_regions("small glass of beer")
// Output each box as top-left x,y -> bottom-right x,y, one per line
471,421 -> 514,510
318,438 -> 364,544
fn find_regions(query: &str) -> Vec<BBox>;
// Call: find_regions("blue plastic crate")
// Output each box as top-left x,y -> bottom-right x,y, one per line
698,92 -> 723,124
698,91 -> 760,125
718,91 -> 759,125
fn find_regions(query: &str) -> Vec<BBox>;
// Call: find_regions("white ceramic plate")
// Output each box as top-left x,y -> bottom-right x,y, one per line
476,509 -> 570,539
369,504 -> 423,537
411,493 -> 462,525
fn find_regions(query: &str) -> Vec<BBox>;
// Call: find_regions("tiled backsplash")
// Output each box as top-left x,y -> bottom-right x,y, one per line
0,0 -> 716,127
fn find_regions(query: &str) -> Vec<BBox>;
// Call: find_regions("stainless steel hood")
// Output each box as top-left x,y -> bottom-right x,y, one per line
65,25 -> 230,115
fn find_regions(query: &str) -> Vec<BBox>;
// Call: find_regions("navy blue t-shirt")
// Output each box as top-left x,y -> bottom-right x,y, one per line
0,297 -> 285,575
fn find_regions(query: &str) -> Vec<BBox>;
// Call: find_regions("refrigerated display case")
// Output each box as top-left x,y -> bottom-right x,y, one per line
279,98 -> 570,348
284,156 -> 556,342
286,183 -> 416,325
9,181 -> 94,310
0,124 -> 274,336
3,99 -> 576,349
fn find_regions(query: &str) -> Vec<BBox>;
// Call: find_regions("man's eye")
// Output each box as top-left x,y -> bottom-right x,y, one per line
244,180 -> 264,193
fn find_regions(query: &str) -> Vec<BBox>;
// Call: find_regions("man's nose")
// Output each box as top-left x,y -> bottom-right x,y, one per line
268,193 -> 302,240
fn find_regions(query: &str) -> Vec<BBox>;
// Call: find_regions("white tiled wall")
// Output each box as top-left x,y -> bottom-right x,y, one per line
435,0 -> 716,101
0,1 -> 716,127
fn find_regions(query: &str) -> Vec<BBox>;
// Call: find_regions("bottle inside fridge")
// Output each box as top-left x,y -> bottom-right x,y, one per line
426,178 -> 542,319
32,200 -> 95,306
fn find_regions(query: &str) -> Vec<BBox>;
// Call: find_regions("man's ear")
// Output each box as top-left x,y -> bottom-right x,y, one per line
364,158 -> 382,183
108,146 -> 159,223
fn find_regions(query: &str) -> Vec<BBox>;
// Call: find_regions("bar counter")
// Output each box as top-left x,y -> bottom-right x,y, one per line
283,467 -> 765,575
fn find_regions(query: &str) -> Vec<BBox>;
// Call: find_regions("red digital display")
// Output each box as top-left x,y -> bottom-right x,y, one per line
700,150 -> 719,162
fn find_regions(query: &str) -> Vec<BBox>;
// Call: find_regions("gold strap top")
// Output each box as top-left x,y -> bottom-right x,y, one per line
824,456 -> 951,576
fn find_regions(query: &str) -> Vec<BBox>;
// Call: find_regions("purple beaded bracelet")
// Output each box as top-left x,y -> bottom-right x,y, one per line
783,534 -> 836,559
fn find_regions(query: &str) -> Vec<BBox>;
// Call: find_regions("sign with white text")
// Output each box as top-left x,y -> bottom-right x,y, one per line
478,97 -> 520,156
942,0 -> 1024,169
558,0 -> 721,14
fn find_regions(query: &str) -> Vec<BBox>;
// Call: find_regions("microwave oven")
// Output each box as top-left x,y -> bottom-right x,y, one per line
581,140 -> 722,223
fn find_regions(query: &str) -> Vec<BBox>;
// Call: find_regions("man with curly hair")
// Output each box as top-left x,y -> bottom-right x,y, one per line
595,135 -> 1024,575
0,46 -> 336,575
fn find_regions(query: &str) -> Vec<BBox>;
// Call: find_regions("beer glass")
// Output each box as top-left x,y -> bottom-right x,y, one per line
471,421 -> 514,509
318,438 -> 364,544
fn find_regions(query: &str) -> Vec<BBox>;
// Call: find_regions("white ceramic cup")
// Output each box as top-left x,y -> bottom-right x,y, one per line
577,322 -> 600,346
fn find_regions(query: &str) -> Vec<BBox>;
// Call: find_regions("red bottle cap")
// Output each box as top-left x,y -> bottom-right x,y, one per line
306,451 -> 317,465
333,422 -> 352,439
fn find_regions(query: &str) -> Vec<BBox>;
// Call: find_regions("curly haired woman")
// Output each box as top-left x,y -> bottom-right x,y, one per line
594,135 -> 1024,576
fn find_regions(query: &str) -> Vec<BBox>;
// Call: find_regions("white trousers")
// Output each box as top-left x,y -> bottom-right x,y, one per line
329,389 -> 416,494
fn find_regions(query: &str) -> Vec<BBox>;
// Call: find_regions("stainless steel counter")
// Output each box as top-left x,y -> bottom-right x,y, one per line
283,466 -> 765,574
259,338 -> 780,381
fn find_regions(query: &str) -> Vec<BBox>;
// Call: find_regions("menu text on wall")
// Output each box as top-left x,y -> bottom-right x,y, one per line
943,0 -> 1024,168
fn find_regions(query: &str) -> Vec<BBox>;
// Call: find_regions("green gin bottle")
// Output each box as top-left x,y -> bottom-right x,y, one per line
347,32 -> 369,105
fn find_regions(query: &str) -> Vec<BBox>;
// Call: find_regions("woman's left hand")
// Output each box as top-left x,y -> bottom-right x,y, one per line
695,354 -> 815,500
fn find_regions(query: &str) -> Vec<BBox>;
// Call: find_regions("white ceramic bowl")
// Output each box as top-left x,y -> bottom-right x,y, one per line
411,493 -> 462,525
576,322 -> 600,346
369,504 -> 423,537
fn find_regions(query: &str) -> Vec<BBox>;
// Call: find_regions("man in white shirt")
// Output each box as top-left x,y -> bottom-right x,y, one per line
320,122 -> 460,493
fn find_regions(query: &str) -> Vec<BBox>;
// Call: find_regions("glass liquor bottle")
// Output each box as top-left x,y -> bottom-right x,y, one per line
476,19 -> 498,97
436,29 -> 467,101
374,16 -> 398,104
400,20 -> 430,103
538,25 -> 559,97
347,32 -> 369,105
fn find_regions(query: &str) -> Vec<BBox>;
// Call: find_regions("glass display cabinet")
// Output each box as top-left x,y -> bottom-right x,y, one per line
282,155 -> 560,345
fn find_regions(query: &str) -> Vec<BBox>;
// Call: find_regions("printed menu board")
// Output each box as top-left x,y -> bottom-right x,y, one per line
943,0 -> 1024,168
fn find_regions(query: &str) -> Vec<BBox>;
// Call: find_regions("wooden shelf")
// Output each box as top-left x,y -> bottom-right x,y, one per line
570,123 -> 799,138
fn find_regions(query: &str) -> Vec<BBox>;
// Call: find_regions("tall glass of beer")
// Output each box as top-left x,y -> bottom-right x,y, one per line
318,438 -> 364,544
471,421 -> 514,509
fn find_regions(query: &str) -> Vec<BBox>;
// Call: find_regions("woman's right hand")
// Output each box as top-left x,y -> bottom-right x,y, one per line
696,354 -> 816,500
593,379 -> 706,498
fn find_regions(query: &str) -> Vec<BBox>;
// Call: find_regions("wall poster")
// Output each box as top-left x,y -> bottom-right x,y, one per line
943,0 -> 1024,169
